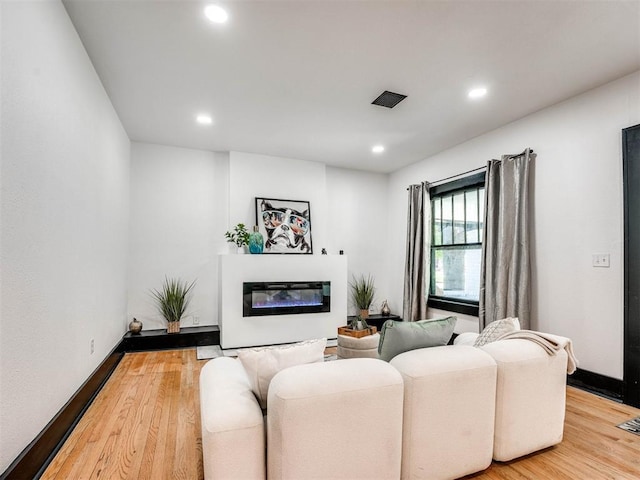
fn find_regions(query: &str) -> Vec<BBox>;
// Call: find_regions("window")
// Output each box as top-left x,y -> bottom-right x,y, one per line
429,172 -> 485,316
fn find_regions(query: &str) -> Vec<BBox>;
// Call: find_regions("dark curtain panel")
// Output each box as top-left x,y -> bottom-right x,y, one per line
479,149 -> 535,329
403,182 -> 430,322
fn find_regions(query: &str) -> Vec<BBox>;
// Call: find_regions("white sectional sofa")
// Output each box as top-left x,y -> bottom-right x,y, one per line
199,336 -> 570,480
200,356 -> 404,480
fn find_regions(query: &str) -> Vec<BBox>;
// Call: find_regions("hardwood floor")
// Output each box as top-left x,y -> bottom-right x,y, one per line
42,348 -> 640,479
42,349 -> 204,480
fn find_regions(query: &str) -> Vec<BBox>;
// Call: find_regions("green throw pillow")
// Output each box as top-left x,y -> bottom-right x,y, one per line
378,317 -> 457,362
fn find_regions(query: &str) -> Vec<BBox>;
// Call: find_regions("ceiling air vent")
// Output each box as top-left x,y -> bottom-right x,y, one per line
371,90 -> 407,108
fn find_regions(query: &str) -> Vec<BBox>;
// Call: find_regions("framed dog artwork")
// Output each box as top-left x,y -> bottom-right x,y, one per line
255,197 -> 313,254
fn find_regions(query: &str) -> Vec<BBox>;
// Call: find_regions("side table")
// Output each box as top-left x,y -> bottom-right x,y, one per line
347,313 -> 402,332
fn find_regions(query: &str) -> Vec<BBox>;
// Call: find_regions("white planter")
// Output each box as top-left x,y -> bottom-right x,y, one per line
237,246 -> 247,254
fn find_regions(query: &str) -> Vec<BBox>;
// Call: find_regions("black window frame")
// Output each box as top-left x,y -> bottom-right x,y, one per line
428,172 -> 485,317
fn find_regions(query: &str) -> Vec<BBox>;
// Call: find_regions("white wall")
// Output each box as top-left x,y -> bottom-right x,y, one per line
130,150 -> 393,326
388,71 -> 640,379
326,167 -> 391,315
127,143 -> 229,329
228,151 -> 328,251
0,0 -> 130,472
227,152 -> 392,316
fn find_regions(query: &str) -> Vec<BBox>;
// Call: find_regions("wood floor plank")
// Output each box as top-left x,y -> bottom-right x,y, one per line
137,368 -> 173,480
42,349 -> 640,480
125,366 -> 164,478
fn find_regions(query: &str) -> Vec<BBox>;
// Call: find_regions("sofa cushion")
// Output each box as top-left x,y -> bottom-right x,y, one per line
474,317 -> 521,347
453,331 -> 480,346
267,358 -> 404,480
237,338 -> 326,408
378,317 -> 456,361
390,346 -> 497,479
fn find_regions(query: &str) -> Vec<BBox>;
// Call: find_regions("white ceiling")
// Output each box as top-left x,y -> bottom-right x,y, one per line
63,0 -> 640,173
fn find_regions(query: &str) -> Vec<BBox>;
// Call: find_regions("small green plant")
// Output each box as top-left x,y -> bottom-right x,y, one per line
349,274 -> 375,330
225,223 -> 250,247
150,277 -> 196,324
348,314 -> 370,331
350,274 -> 376,311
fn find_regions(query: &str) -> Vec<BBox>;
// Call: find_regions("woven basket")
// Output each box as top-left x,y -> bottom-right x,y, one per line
167,321 -> 180,334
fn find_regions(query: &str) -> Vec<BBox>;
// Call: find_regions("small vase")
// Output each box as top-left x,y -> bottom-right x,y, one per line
381,300 -> 391,316
248,226 -> 264,254
359,309 -> 370,320
129,318 -> 143,334
237,246 -> 246,254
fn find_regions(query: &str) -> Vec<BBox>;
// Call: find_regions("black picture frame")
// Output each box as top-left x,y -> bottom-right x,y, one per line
255,197 -> 313,254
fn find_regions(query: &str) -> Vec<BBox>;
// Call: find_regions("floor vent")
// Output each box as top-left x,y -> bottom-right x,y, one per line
372,90 -> 407,108
618,416 -> 640,435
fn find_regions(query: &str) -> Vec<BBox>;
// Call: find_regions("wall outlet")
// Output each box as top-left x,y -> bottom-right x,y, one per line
592,254 -> 610,268
193,316 -> 200,325
90,339 -> 95,355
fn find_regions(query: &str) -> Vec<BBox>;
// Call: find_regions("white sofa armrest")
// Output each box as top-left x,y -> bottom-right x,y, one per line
200,357 -> 266,480
480,339 -> 568,461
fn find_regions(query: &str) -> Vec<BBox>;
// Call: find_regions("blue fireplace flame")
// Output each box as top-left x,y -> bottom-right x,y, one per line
243,281 -> 331,317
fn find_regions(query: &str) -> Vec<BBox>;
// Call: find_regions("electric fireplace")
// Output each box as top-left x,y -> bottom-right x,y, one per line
243,281 -> 331,317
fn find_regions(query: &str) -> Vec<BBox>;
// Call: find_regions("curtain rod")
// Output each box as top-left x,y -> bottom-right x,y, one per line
428,165 -> 486,186
407,148 -> 534,190
405,165 -> 485,191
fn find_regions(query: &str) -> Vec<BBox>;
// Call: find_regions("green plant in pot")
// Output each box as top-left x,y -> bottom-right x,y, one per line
225,223 -> 250,253
349,274 -> 376,330
150,277 -> 196,334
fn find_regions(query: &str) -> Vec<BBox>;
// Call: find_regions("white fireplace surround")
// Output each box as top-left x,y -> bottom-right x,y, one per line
218,254 -> 348,348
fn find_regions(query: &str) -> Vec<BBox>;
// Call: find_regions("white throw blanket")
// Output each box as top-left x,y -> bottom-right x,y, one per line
496,329 -> 579,374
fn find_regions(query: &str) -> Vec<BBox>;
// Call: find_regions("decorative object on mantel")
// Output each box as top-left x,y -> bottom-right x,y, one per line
225,223 -> 250,254
248,225 -> 264,254
338,324 -> 377,338
150,277 -> 196,334
380,300 -> 391,316
321,248 -> 327,255
255,197 -> 313,254
350,274 -> 376,320
128,317 -> 143,334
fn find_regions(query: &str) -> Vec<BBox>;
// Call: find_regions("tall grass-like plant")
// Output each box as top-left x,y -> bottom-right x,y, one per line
349,274 -> 376,328
151,277 -> 196,331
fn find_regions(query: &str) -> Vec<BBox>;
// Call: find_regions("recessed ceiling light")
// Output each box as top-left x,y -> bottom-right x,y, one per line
468,87 -> 488,99
204,5 -> 228,24
196,114 -> 213,125
372,145 -> 385,154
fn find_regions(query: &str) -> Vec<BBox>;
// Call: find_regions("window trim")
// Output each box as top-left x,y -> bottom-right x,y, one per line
428,171 -> 486,317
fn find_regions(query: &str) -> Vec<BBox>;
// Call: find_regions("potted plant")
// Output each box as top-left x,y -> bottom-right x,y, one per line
225,223 -> 250,253
349,274 -> 376,329
150,277 -> 196,333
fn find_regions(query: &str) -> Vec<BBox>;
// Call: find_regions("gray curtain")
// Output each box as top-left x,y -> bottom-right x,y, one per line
403,182 -> 430,322
479,149 -> 535,329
